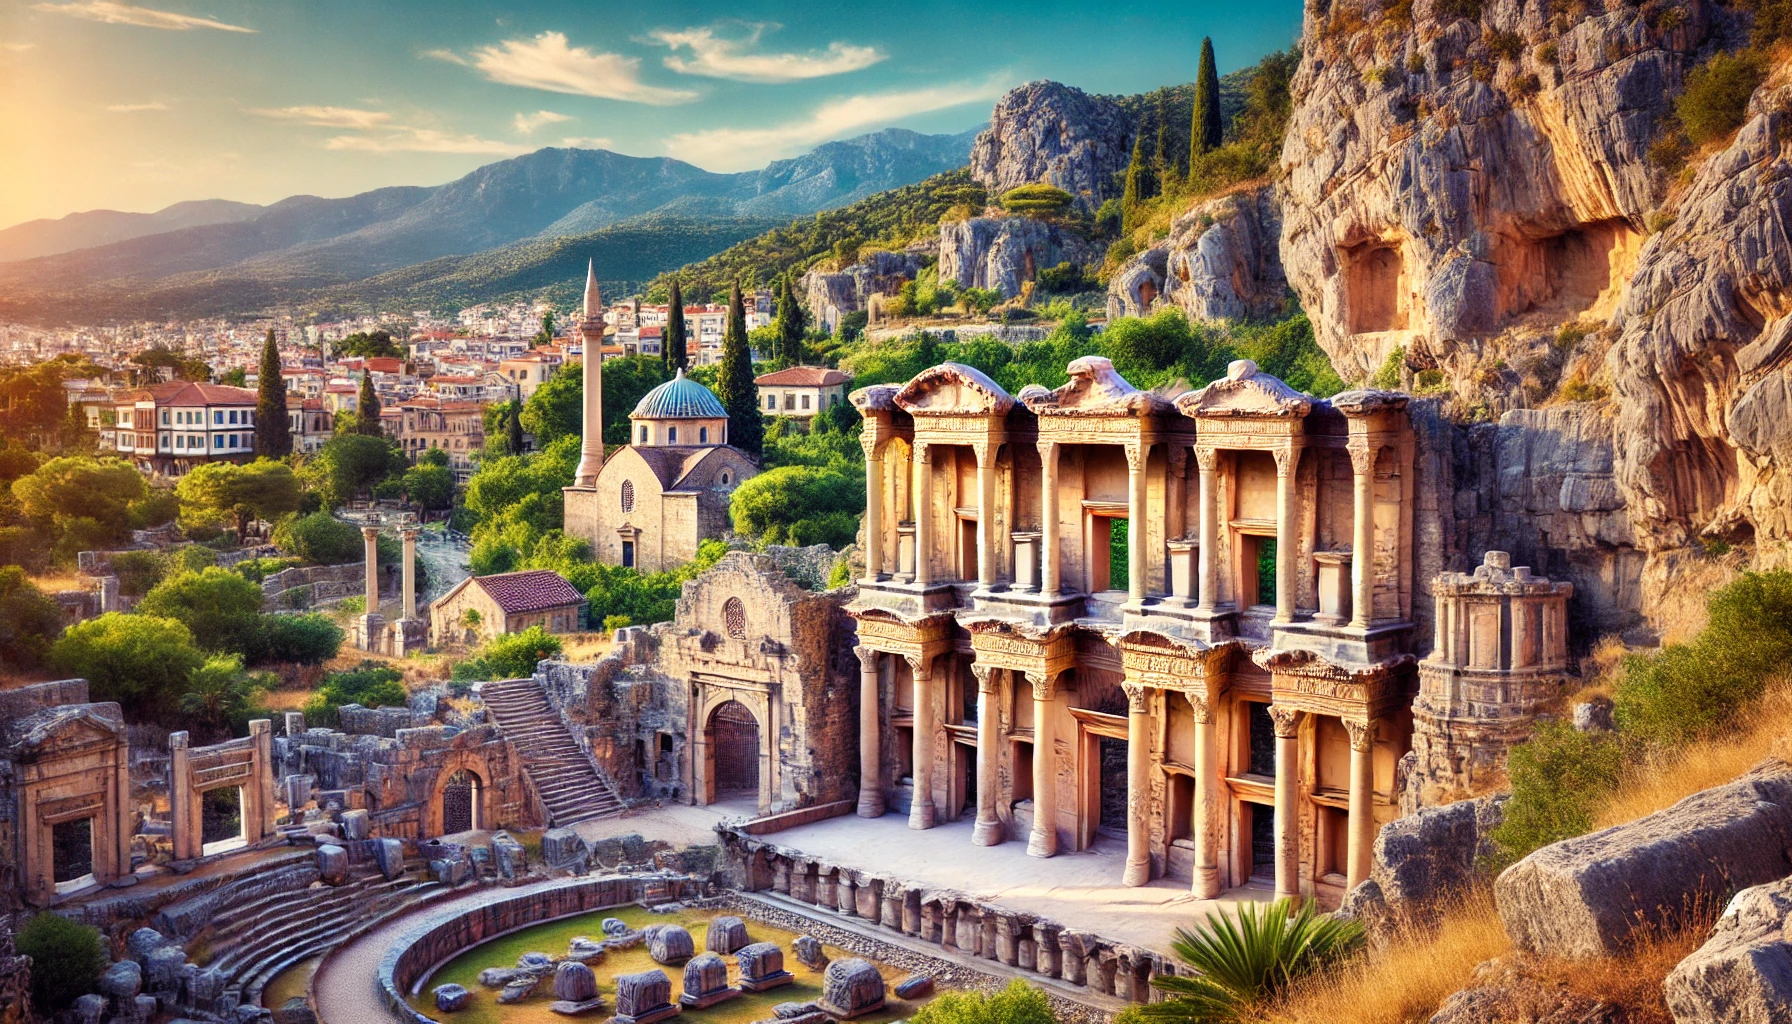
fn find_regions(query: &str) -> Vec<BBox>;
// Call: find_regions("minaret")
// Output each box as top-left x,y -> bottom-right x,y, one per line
573,259 -> 604,487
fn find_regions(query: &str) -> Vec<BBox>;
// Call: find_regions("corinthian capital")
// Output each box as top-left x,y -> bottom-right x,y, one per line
1267,704 -> 1301,738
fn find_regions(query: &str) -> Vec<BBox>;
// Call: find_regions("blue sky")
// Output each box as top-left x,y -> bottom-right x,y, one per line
0,0 -> 1303,227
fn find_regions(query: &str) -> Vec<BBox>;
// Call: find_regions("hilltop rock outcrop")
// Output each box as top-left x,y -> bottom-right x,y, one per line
969,82 -> 1132,213
938,216 -> 1101,299
800,249 -> 929,333
1107,184 -> 1288,323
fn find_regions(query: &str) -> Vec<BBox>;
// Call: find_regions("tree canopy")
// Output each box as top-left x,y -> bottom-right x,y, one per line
176,459 -> 302,536
50,613 -> 206,722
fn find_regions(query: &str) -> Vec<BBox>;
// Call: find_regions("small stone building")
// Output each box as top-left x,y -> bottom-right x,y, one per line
430,569 -> 587,645
755,365 -> 851,421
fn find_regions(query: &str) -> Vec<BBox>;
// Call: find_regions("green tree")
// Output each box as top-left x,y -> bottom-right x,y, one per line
1191,36 -> 1223,160
17,912 -> 106,1014
777,276 -> 807,365
336,330 -> 400,359
305,433 -> 406,507
220,367 -> 247,387
534,310 -> 556,347
137,567 -> 267,657
272,510 -> 362,563
506,399 -> 525,455
11,454 -> 149,555
1121,135 -> 1153,235
50,613 -> 205,722
177,655 -> 271,742
403,462 -> 455,510
176,459 -> 302,537
256,329 -> 293,458
451,624 -> 565,681
258,613 -> 344,665
356,371 -> 383,436
717,282 -> 763,458
666,278 -> 688,371
730,464 -> 863,547
520,364 -> 584,447
0,566 -> 63,668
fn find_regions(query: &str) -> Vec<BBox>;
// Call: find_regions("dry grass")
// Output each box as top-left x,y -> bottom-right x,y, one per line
1568,634 -> 1629,702
1592,678 -> 1792,830
1262,889 -> 1511,1024
28,571 -> 87,592
1516,901 -> 1719,1024
559,631 -> 614,663
1646,553 -> 1744,645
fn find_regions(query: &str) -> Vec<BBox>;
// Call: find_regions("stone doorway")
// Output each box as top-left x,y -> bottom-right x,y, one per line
51,817 -> 94,895
442,770 -> 481,834
1247,801 -> 1275,879
711,701 -> 759,796
201,786 -> 245,855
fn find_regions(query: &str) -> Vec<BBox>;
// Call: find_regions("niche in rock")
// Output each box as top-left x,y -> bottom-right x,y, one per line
1496,219 -> 1642,324
1344,241 -> 1409,334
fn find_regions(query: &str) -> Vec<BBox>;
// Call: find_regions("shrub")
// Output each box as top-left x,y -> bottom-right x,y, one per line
1489,720 -> 1625,864
231,556 -> 302,583
451,626 -> 564,682
1368,346 -> 1405,389
17,912 -> 106,1012
273,511 -> 361,564
50,613 -> 205,723
1485,29 -> 1523,61
137,567 -> 267,657
110,549 -> 170,597
177,655 -> 272,742
0,566 -> 64,668
258,613 -> 344,665
602,614 -> 632,632
912,980 -> 1054,1024
998,184 -> 1075,215
1677,50 -> 1766,147
302,662 -> 406,728
730,465 -> 865,548
1435,0 -> 1482,20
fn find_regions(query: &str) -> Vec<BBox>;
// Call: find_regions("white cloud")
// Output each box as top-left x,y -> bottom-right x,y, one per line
558,136 -> 614,150
323,128 -> 527,155
513,110 -> 572,134
246,105 -> 392,129
651,24 -> 883,83
31,1 -> 254,33
437,31 -> 696,105
106,101 -> 167,112
667,78 -> 1009,171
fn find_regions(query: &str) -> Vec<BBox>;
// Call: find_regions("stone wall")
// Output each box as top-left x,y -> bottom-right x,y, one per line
262,561 -> 370,611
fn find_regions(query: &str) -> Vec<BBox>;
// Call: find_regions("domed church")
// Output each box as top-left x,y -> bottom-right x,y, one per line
563,266 -> 758,571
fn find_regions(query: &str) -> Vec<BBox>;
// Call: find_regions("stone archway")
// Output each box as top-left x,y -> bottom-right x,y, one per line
441,769 -> 482,834
424,750 -> 500,837
711,701 -> 760,796
694,690 -> 773,815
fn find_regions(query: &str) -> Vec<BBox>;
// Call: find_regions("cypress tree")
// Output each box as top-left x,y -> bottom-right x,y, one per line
777,276 -> 806,366
717,282 -> 762,459
1121,135 -> 1150,235
506,400 -> 524,455
356,370 -> 382,437
666,278 -> 688,371
255,328 -> 292,458
1191,37 -> 1223,163
1154,92 -> 1177,183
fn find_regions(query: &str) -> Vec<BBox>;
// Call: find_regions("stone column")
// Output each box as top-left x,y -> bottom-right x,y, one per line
362,525 -> 381,612
863,436 -> 884,582
1345,717 -> 1376,888
1194,448 -> 1219,612
1038,441 -> 1061,596
1166,446 -> 1188,542
1269,705 -> 1302,904
1273,446 -> 1300,624
907,653 -> 937,829
971,665 -> 1003,846
913,442 -> 934,587
169,731 -> 194,861
1347,439 -> 1376,629
250,718 -> 274,843
1125,443 -> 1147,605
573,262 -> 605,487
400,525 -> 419,620
855,646 -> 885,818
1188,694 -> 1221,898
1122,682 -> 1152,886
974,440 -> 999,592
1026,671 -> 1058,858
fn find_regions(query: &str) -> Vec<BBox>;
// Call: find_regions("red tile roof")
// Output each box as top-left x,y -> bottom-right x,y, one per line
754,366 -> 850,387
474,570 -> 585,614
127,381 -> 259,405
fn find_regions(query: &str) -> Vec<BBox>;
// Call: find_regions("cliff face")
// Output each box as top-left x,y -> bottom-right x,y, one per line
800,249 -> 930,333
969,81 -> 1133,212
1107,185 -> 1289,323
938,216 -> 1102,298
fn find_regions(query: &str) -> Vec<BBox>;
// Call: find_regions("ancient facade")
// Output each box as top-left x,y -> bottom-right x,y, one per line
845,355 -> 1567,907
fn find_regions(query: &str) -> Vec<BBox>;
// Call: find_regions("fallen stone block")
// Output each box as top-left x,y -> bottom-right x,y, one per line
792,934 -> 827,970
542,827 -> 588,870
340,808 -> 371,841
1373,794 -> 1505,906
819,959 -> 886,1019
893,975 -> 934,1000
706,915 -> 749,954
433,984 -> 471,1012
373,837 -> 406,881
100,959 -> 143,1003
737,942 -> 793,993
1663,876 -> 1792,1024
317,844 -> 349,886
492,831 -> 527,880
647,924 -> 694,964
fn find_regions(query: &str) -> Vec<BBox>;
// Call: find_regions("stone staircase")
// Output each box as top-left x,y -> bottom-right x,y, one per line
480,677 -> 626,826
193,863 -> 444,1009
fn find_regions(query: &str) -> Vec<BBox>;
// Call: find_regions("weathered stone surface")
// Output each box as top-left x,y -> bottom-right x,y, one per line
773,1001 -> 821,1018
737,942 -> 794,993
1374,794 -> 1506,906
1662,876 -> 1792,1024
818,958 -> 886,1019
567,936 -> 606,963
497,977 -> 540,1004
542,828 -> 588,870
613,969 -> 676,1024
970,81 -> 1131,213
646,924 -> 694,965
1497,766 -> 1792,957
792,934 -> 827,970
1428,955 -> 1619,1024
893,975 -> 934,1000
492,832 -> 526,880
433,984 -> 471,1012
680,953 -> 740,1008
937,216 -> 1100,300
373,837 -> 405,881
145,945 -> 188,992
1108,185 -> 1288,324
74,993 -> 107,1024
519,952 -> 555,971
1572,699 -> 1613,734
100,959 -> 143,1002
272,997 -> 317,1024
316,844 -> 348,886
705,916 -> 749,955
340,808 -> 370,840
127,927 -> 169,965
554,961 -> 598,1003
801,250 -> 929,334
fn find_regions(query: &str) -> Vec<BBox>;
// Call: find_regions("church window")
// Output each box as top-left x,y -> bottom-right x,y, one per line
668,426 -> 678,443
724,597 -> 747,639
639,425 -> 648,443
621,479 -> 635,513
699,427 -> 708,443
720,471 -> 730,485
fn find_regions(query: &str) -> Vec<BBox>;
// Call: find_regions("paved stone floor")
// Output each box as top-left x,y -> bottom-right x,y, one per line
579,803 -> 1270,953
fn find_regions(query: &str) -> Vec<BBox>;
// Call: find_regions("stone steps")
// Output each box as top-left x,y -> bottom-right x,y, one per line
480,679 -> 625,825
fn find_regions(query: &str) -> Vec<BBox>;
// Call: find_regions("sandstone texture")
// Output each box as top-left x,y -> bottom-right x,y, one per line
1374,793 -> 1506,906
1662,876 -> 1792,1024
969,82 -> 1131,212
937,216 -> 1100,300
1496,765 -> 1792,957
1107,185 -> 1289,323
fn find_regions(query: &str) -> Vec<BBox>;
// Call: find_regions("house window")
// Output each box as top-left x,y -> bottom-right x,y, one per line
801,395 -> 811,410
621,479 -> 635,513
214,411 -> 223,424
724,597 -> 747,639
766,395 -> 776,410
228,410 -> 238,424
639,425 -> 648,443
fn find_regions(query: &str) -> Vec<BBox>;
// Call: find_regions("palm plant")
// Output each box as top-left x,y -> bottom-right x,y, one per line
1128,898 -> 1365,1023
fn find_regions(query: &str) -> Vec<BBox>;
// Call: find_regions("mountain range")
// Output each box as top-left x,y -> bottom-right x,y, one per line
0,126 -> 979,322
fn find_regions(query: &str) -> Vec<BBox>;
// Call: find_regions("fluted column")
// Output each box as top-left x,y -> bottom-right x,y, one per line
1345,717 -> 1376,888
1125,442 -> 1147,605
1273,446 -> 1301,624
863,436 -> 885,582
1026,671 -> 1058,857
1189,694 -> 1221,898
913,442 -> 934,587
361,525 -> 380,613
974,439 -> 998,592
1195,448 -> 1219,612
1347,439 -> 1376,629
855,646 -> 885,818
971,665 -> 1003,846
1269,704 -> 1302,904
907,653 -> 937,829
400,525 -> 418,619
1122,682 -> 1152,886
1038,441 -> 1061,596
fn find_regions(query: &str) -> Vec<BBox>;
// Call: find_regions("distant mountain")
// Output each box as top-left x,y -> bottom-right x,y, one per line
0,199 -> 265,262
0,126 -> 980,322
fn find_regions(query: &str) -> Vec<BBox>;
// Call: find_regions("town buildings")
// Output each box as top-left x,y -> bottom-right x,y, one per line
111,381 -> 261,476
393,398 -> 487,483
755,366 -> 851,421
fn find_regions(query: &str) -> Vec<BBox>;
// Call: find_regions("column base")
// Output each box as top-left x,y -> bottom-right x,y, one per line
1122,859 -> 1150,887
856,792 -> 886,819
970,817 -> 1003,846
1026,826 -> 1056,858
1192,865 -> 1221,899
908,800 -> 936,830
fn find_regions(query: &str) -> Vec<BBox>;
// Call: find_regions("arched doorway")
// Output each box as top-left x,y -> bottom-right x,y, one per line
441,769 -> 481,834
709,701 -> 760,798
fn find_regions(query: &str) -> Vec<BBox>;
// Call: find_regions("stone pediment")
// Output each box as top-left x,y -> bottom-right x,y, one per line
1328,388 -> 1409,415
1018,356 -> 1179,417
893,362 -> 1015,417
1175,359 -> 1312,419
850,384 -> 899,413
5,704 -> 125,759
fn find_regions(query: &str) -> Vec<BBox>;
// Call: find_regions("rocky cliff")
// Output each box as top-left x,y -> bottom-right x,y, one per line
1107,185 -> 1289,323
968,81 -> 1133,212
800,248 -> 931,333
938,216 -> 1102,299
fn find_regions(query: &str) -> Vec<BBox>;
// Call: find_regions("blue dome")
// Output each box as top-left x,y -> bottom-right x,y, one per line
632,369 -> 727,420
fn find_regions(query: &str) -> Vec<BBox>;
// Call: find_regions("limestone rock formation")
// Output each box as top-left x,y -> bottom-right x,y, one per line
1496,764 -> 1792,957
1107,185 -> 1288,323
938,216 -> 1100,299
817,959 -> 886,1019
1663,876 -> 1792,1023
1374,794 -> 1506,907
969,81 -> 1132,212
801,249 -> 929,333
